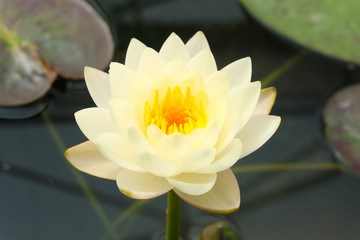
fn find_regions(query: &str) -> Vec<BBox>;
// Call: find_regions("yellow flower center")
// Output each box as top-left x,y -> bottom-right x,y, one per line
144,85 -> 208,135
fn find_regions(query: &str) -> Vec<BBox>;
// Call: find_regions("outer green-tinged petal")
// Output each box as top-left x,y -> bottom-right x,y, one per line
187,49 -> 217,79
186,31 -> 210,57
236,115 -> 281,158
204,70 -> 229,95
216,82 -> 261,153
84,67 -> 110,108
138,48 -> 165,80
167,173 -> 217,195
65,141 -> 122,180
199,138 -> 242,174
125,38 -> 147,70
109,62 -> 131,101
174,169 -> 240,214
254,87 -> 277,115
96,133 -> 145,172
75,108 -> 114,142
222,57 -> 251,89
178,148 -> 216,172
136,151 -> 181,177
116,169 -> 173,199
159,33 -> 191,63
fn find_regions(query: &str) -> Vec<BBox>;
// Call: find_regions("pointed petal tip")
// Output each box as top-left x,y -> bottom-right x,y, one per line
244,56 -> 251,61
174,169 -> 240,214
169,32 -> 179,37
175,189 -> 240,214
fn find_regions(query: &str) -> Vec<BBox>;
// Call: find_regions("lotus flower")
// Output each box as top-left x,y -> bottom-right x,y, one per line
65,32 -> 280,213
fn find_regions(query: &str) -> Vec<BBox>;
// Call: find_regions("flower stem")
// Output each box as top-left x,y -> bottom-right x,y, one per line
166,190 -> 181,240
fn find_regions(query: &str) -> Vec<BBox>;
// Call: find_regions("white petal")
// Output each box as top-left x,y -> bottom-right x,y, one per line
178,148 -> 216,172
129,71 -> 152,103
204,70 -> 229,95
125,38 -> 147,70
96,133 -> 145,172
253,87 -> 277,115
167,173 -> 217,195
216,81 -> 261,153
108,99 -> 133,137
147,126 -> 192,161
159,60 -> 190,84
133,100 -> 147,134
199,138 -> 242,174
75,108 -> 114,142
222,57 -> 251,89
236,115 -> 281,158
109,62 -> 132,101
159,33 -> 191,63
158,133 -> 193,161
186,31 -> 210,57
190,121 -> 219,149
178,73 -> 207,95
187,49 -> 217,79
136,151 -> 180,177
138,47 -> 165,80
148,74 -> 177,104
174,169 -> 240,214
65,141 -> 122,180
109,99 -> 142,137
209,88 -> 228,129
84,67 -> 111,108
127,125 -> 155,153
116,169 -> 172,199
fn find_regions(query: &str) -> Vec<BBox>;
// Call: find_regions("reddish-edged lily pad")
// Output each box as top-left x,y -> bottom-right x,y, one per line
0,42 -> 56,106
324,84 -> 360,174
0,0 -> 114,106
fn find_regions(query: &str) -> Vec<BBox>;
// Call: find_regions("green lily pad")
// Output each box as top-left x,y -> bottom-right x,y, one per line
324,84 -> 360,174
0,0 -> 114,78
239,0 -> 360,65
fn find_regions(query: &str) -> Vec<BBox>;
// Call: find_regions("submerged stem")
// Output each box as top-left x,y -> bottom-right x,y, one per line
166,190 -> 181,240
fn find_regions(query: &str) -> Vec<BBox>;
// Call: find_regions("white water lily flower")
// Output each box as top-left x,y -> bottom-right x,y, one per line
65,32 -> 280,213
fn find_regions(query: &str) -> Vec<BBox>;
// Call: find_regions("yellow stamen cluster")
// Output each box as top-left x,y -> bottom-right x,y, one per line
144,85 -> 208,135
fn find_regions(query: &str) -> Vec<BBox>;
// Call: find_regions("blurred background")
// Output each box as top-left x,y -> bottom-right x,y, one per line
1,0 -> 359,239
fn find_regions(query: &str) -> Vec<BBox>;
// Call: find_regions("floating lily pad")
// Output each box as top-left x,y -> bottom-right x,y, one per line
0,0 -> 114,106
324,84 -> 360,174
0,42 -> 56,106
239,0 -> 360,65
0,96 -> 49,119
0,0 -> 114,78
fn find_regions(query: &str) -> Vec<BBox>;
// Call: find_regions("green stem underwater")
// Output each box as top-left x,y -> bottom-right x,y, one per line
166,190 -> 181,240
